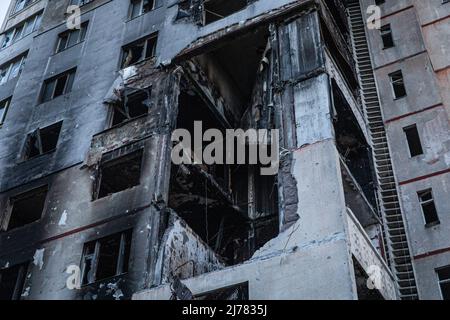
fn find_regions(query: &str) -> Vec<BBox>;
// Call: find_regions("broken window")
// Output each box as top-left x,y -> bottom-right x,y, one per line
403,124 -> 423,157
0,97 -> 11,125
129,0 -> 155,19
13,0 -> 35,14
389,70 -> 406,99
23,121 -> 63,160
12,25 -> 24,43
41,69 -> 76,102
70,0 -> 95,6
81,230 -> 132,285
1,29 -> 14,49
203,0 -> 247,25
418,189 -> 439,226
0,262 -> 29,300
121,34 -> 157,68
195,282 -> 249,300
56,22 -> 88,53
437,266 -> 450,300
111,89 -> 151,126
94,149 -> 143,199
380,24 -> 394,49
3,186 -> 48,231
0,54 -> 27,85
1,12 -> 42,49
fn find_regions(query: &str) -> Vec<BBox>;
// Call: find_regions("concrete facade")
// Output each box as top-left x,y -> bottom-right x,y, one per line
0,0 -> 446,301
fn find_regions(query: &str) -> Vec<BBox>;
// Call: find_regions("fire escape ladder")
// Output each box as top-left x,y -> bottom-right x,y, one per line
346,0 -> 418,300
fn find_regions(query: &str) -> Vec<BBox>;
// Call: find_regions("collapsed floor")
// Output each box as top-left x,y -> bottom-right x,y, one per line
165,25 -> 281,275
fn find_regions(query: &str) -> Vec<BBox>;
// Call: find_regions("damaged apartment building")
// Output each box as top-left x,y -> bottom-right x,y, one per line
0,0 -> 448,300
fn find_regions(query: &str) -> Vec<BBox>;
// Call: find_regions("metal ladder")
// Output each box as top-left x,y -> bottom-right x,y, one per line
346,0 -> 418,300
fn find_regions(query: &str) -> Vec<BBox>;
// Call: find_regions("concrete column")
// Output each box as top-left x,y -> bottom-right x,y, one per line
271,11 -> 358,299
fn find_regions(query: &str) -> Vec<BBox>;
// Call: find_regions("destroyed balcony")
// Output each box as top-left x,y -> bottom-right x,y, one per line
202,0 -> 249,25
170,163 -> 235,207
320,1 -> 359,100
346,207 -> 397,300
136,208 -> 398,300
339,157 -> 397,299
326,53 -> 366,124
168,162 -> 276,266
321,0 -> 352,48
176,0 -> 254,26
85,68 -> 178,167
340,156 -> 379,230
85,114 -> 154,166
155,209 -> 225,284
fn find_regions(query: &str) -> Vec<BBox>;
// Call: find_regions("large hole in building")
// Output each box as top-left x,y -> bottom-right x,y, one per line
168,26 -> 279,267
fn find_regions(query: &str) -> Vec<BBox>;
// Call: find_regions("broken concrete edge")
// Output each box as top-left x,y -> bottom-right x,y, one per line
173,0 -> 318,63
155,209 -> 225,285
145,211 -> 396,300
133,224 -> 349,300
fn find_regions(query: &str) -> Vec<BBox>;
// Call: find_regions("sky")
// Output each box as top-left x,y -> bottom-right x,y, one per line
0,0 -> 12,28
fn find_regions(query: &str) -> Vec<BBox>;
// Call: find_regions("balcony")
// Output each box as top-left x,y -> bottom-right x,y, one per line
346,207 -> 397,300
340,156 -> 379,228
85,114 -> 153,166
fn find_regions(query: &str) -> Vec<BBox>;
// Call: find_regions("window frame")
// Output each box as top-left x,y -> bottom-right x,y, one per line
380,24 -> 394,49
418,188 -> 439,227
0,97 -> 11,125
12,0 -> 35,15
55,22 -> 88,53
1,29 -> 15,48
69,0 -> 95,7
40,69 -> 76,103
403,124 -> 424,158
120,34 -> 158,69
0,55 -> 27,85
80,230 -> 132,286
22,121 -> 63,161
1,12 -> 42,49
436,266 -> 450,300
389,70 -> 407,99
1,185 -> 48,232
0,262 -> 29,300
202,0 -> 248,25
128,0 -> 156,20
109,88 -> 151,127
93,148 -> 144,200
